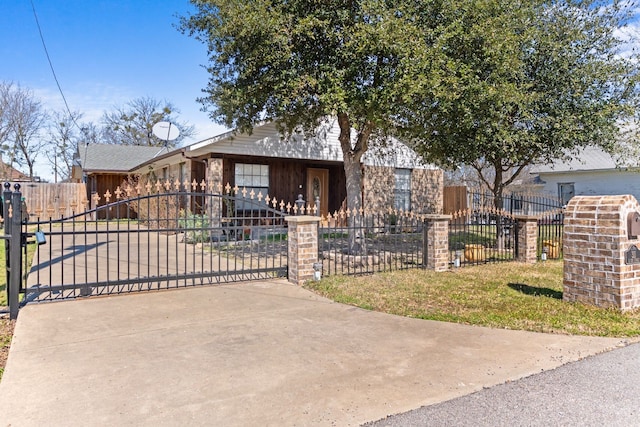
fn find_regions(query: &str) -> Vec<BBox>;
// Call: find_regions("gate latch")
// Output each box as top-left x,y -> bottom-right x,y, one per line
34,230 -> 46,245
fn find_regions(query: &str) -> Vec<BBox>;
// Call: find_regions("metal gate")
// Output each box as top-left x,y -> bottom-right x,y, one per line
4,180 -> 290,316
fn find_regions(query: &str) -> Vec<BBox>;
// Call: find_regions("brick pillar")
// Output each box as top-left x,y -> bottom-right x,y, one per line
207,158 -> 223,228
423,215 -> 451,272
514,215 -> 538,264
563,195 -> 640,310
208,158 -> 223,191
285,215 -> 321,285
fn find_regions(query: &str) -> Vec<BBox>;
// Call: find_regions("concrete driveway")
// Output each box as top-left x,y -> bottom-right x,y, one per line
0,280 -> 628,426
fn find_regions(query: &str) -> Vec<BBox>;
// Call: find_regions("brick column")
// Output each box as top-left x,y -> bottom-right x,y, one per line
514,215 -> 538,264
563,195 -> 640,310
285,215 -> 321,285
423,215 -> 451,272
207,158 -> 223,228
208,158 -> 223,190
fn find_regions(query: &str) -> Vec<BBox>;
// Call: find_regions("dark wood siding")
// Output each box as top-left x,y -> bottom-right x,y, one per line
87,173 -> 134,219
218,155 -> 346,212
86,156 -> 348,217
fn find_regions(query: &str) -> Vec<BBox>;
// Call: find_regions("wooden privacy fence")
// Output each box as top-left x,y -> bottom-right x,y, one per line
18,182 -> 88,219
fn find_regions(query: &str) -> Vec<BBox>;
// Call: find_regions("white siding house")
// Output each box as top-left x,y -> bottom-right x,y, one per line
530,146 -> 640,204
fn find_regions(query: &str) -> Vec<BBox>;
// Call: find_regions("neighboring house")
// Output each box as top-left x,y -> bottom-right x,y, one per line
0,160 -> 29,182
82,119 -> 443,216
530,145 -> 640,205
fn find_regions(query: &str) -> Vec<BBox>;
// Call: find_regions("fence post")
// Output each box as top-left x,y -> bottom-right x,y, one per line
285,215 -> 321,285
8,184 -> 23,319
3,183 -> 11,313
514,215 -> 538,264
423,214 -> 452,271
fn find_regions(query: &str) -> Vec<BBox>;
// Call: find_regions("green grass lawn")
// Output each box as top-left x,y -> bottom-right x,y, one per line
304,260 -> 640,337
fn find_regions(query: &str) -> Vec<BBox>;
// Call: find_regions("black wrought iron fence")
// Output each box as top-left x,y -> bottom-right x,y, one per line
23,183 -> 291,303
537,210 -> 564,260
448,208 -> 518,267
466,189 -> 564,260
318,209 -> 425,276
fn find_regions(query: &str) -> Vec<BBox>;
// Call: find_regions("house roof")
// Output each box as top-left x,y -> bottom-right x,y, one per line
0,160 -> 29,181
179,119 -> 435,170
80,144 -> 170,173
530,146 -> 621,174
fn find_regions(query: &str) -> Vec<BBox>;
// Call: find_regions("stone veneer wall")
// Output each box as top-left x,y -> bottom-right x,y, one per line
412,168 -> 443,214
362,166 -> 443,214
363,166 -> 395,212
285,216 -> 321,285
515,216 -> 538,264
563,195 -> 640,310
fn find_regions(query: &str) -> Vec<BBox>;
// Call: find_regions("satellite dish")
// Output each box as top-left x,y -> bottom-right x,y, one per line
152,121 -> 180,141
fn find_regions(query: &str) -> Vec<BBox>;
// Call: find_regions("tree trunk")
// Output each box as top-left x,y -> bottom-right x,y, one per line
337,113 -> 371,255
493,166 -> 505,251
343,153 -> 365,254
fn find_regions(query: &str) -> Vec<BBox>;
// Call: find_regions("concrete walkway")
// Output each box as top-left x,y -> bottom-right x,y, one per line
0,280 -> 630,426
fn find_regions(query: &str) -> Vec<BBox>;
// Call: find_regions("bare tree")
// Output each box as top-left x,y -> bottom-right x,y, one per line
2,84 -> 47,180
48,110 -> 84,182
0,82 -> 13,147
101,96 -> 196,147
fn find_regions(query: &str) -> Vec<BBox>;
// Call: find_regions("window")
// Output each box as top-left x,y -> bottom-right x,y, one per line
511,195 -> 523,211
558,183 -> 575,205
394,169 -> 411,211
235,163 -> 269,210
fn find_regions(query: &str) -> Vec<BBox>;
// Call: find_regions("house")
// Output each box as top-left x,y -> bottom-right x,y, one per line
135,120 -> 442,215
530,145 -> 640,205
0,159 -> 30,182
80,119 -> 443,217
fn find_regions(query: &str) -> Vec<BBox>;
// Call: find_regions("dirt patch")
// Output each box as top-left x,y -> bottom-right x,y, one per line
0,317 -> 15,379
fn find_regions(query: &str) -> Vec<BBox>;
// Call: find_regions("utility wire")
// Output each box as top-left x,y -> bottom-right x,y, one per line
30,0 -> 84,133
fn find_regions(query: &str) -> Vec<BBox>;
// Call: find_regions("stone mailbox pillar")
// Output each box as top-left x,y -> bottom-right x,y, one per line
563,195 -> 640,310
285,215 -> 321,285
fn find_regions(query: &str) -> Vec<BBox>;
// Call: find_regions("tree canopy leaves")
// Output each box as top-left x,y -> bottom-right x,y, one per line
181,0 -> 640,208
397,0 -> 640,198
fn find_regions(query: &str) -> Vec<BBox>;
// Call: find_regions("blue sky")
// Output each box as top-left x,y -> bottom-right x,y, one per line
2,1 -> 640,182
1,0 -> 228,179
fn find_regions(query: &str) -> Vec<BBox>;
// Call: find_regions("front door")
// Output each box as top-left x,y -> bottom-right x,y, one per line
306,168 -> 329,217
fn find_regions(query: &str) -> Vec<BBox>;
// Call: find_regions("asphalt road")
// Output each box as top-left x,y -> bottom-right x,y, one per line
367,341 -> 640,426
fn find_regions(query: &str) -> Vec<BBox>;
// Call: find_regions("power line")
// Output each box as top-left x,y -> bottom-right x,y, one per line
30,0 -> 84,132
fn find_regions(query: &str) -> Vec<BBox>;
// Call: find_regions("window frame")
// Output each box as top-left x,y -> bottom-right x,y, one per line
234,163 -> 269,211
394,168 -> 412,212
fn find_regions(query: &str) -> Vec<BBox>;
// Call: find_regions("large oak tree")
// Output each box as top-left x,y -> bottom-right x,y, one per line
398,0 -> 640,208
180,0 -> 441,224
181,0 -> 639,236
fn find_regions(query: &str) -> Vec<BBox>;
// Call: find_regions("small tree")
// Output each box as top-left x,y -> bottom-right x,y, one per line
48,110 -> 85,182
101,96 -> 196,147
0,82 -> 12,147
